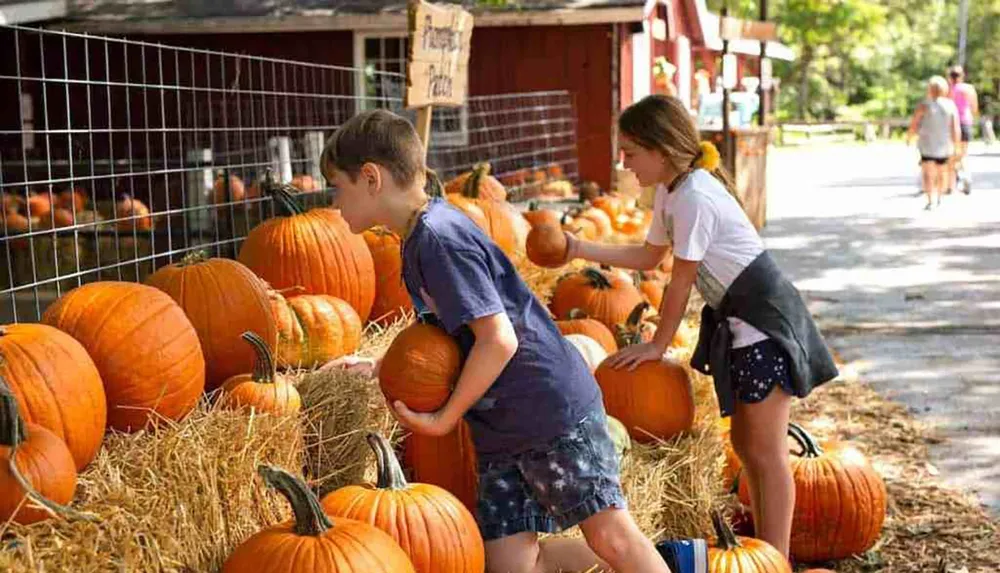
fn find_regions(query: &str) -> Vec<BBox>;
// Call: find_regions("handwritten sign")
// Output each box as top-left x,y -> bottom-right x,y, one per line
405,0 -> 474,109
719,16 -> 777,43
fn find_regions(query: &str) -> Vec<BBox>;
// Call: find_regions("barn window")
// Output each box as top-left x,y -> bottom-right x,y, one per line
353,33 -> 469,147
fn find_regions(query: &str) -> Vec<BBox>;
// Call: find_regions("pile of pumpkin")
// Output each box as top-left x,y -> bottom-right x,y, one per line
0,162 -> 887,572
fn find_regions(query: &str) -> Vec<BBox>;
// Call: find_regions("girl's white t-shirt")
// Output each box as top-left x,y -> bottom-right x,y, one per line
645,169 -> 769,348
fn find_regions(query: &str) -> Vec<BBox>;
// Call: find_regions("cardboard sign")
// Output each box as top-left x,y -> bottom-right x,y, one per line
406,0 -> 474,109
719,16 -> 777,43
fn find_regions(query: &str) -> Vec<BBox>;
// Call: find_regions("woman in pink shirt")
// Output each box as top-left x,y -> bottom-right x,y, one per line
948,65 -> 978,194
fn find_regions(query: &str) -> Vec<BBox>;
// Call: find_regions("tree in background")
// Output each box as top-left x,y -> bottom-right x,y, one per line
706,0 -> 998,121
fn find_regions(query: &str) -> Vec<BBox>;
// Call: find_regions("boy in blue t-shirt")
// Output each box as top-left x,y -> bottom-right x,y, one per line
319,109 -> 673,573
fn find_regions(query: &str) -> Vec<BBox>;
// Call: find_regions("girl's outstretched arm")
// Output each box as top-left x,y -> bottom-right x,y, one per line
567,233 -> 670,271
606,256 -> 698,370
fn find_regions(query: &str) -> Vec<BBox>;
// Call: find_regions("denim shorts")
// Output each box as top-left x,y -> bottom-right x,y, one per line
729,338 -> 795,404
475,402 -> 628,541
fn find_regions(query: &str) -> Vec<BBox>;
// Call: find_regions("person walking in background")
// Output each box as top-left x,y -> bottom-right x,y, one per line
908,76 -> 961,210
948,65 -> 978,194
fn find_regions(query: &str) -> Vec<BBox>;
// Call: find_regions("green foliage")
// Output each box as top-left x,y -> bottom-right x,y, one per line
706,0 -> 999,120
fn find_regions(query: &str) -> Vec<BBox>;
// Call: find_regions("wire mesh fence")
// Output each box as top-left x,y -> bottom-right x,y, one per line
0,24 -> 579,323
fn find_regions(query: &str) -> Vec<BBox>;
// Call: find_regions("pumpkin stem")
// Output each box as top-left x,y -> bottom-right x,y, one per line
367,433 -> 409,490
241,331 -> 276,384
462,163 -> 491,199
581,268 -> 613,290
711,509 -> 742,551
258,465 -> 332,537
260,169 -> 305,216
0,377 -> 26,448
787,422 -> 824,458
527,200 -> 539,212
566,308 -> 590,320
0,374 -> 99,523
615,301 -> 651,348
180,250 -> 209,266
426,169 -> 444,198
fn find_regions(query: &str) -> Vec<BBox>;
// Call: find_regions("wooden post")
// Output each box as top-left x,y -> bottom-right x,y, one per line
416,106 -> 433,159
758,0 -> 768,127
721,4 -> 734,175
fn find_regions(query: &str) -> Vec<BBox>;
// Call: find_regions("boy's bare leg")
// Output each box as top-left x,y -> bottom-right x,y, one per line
485,532 -> 611,573
580,508 -> 672,573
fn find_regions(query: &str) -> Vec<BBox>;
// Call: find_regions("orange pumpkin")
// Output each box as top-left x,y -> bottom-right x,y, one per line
402,421 -> 478,513
291,174 -> 319,193
445,162 -> 507,202
554,309 -> 618,354
521,202 -> 562,228
525,223 -> 569,268
2,212 -> 31,249
322,433 -> 485,573
708,511 -> 791,572
218,332 -> 301,416
594,353 -> 694,443
238,178 -> 376,321
546,163 -> 565,180
44,207 -> 75,229
635,270 -> 667,310
268,289 -> 362,369
57,187 -> 87,213
0,324 -> 106,470
115,195 -> 153,231
576,207 -> 613,239
146,252 -> 276,391
26,192 -> 52,219
562,214 -> 598,241
446,193 -> 490,232
41,281 -> 205,432
379,320 -> 461,413
223,465 -> 416,573
592,194 -> 624,223
362,226 -> 413,325
0,379 -> 77,525
212,172 -> 246,203
738,423 -> 887,562
550,267 -> 645,332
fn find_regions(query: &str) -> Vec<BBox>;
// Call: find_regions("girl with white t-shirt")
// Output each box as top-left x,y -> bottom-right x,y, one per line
564,95 -> 838,558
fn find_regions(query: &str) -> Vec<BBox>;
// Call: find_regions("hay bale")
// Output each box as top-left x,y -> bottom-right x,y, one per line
297,317 -> 408,496
0,403 -> 302,572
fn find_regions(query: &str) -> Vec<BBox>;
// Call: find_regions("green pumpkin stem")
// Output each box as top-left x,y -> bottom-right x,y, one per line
426,169 -> 444,198
241,331 -> 276,384
462,163 -> 492,199
0,377 -> 26,448
787,422 -> 824,458
180,250 -> 209,266
260,169 -> 305,216
581,268 -> 613,290
0,373 -> 99,523
567,308 -> 590,320
367,433 -> 409,490
616,301 -> 651,348
258,465 -> 331,537
711,509 -> 742,551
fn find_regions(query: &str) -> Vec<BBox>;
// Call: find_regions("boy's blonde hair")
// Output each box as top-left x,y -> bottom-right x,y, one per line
618,95 -> 740,203
320,109 -> 426,187
928,76 -> 949,98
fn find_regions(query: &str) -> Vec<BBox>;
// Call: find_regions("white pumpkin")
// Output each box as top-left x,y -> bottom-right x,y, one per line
564,333 -> 609,373
504,201 -> 531,254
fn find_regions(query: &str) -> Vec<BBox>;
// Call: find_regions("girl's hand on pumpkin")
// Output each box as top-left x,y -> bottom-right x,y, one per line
391,401 -> 458,437
606,342 -> 665,371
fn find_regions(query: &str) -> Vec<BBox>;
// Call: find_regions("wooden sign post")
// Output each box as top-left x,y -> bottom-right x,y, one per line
406,0 -> 474,158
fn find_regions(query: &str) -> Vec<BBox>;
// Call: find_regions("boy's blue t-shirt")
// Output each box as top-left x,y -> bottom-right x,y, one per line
401,198 -> 601,462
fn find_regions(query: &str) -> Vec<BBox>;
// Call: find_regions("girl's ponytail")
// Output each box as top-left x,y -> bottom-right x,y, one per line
692,141 -> 742,208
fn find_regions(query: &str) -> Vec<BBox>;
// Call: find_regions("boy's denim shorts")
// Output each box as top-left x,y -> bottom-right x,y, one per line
475,402 -> 628,541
